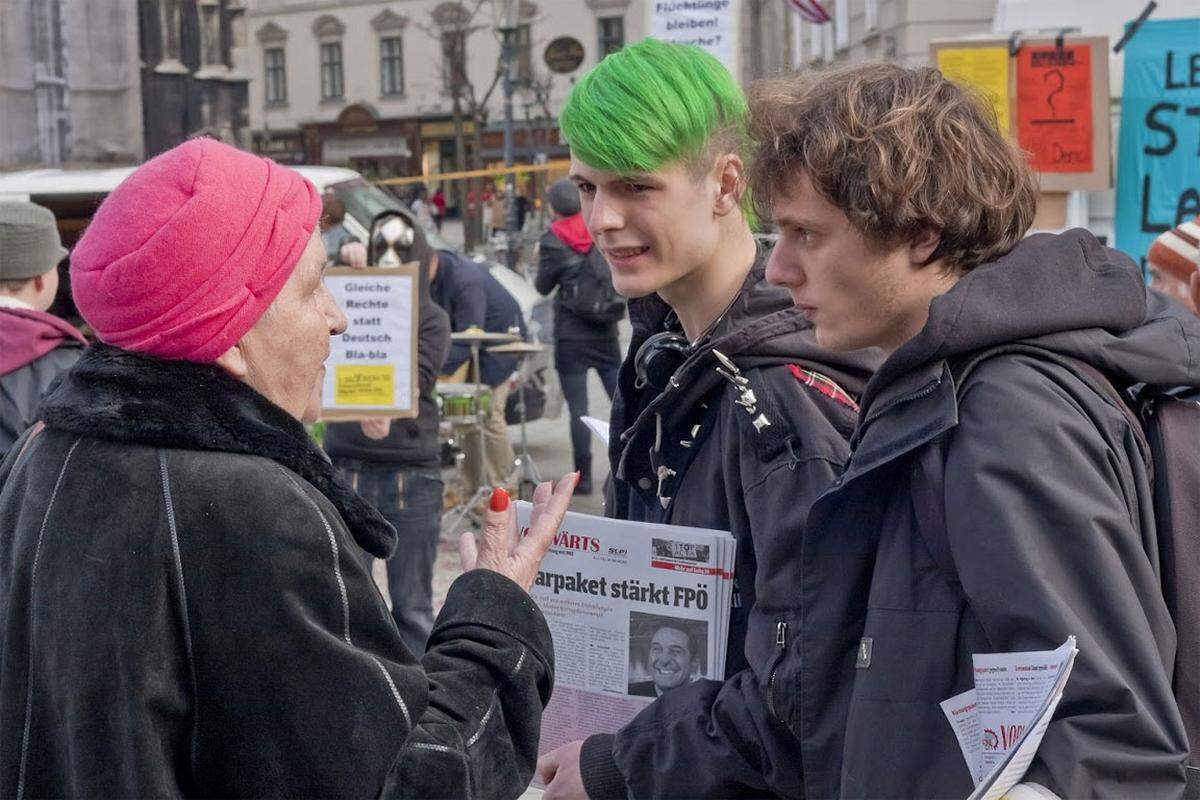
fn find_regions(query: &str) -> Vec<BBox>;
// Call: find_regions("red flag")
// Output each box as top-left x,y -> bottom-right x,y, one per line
786,0 -> 831,24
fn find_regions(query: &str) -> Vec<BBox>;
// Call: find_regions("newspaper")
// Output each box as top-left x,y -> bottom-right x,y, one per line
516,503 -> 736,761
940,636 -> 1078,799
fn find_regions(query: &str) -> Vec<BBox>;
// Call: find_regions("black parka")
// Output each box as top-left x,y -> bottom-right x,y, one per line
581,247 -> 881,798
0,346 -> 554,799
801,230 -> 1194,799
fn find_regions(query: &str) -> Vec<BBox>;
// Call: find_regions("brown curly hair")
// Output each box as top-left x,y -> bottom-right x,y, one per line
748,62 -> 1037,270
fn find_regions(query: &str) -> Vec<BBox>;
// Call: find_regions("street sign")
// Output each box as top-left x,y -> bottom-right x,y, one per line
544,36 -> 585,74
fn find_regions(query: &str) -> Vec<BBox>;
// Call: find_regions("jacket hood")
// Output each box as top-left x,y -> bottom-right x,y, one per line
863,228 -> 1200,413
0,307 -> 87,376
550,213 -> 592,255
624,242 -> 880,435
37,345 -> 397,557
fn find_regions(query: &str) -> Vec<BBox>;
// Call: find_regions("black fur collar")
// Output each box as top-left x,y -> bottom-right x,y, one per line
39,345 -> 396,558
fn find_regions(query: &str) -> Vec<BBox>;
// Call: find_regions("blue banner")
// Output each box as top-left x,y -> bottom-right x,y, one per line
1114,17 -> 1200,272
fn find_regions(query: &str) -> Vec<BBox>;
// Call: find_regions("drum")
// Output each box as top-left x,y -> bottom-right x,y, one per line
436,382 -> 492,425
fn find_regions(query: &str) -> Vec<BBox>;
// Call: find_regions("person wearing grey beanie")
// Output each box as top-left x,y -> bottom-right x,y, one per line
0,200 -> 86,456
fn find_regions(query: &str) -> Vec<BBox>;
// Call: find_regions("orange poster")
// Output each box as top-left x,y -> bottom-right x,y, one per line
1017,44 -> 1093,173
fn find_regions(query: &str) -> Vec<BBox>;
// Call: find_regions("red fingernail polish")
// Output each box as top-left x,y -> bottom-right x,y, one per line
489,488 -> 510,512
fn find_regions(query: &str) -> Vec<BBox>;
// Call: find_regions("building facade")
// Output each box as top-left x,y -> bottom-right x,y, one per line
139,0 -> 253,157
790,0 -> 995,69
0,0 -> 143,167
236,0 -> 799,180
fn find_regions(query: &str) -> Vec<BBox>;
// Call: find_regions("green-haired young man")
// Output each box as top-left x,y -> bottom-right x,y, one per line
536,39 -> 879,799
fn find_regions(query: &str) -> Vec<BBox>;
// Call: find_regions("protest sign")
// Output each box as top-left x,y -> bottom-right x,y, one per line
321,265 -> 419,420
934,45 -> 1012,135
1015,37 -> 1110,192
932,36 -> 1111,193
1017,45 -> 1094,174
1114,17 -> 1200,269
647,0 -> 740,76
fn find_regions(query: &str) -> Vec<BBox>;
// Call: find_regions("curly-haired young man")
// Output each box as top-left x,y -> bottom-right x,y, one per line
752,63 -> 1196,798
536,39 -> 879,799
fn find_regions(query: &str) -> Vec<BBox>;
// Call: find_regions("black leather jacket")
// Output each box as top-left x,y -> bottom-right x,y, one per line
0,346 -> 554,798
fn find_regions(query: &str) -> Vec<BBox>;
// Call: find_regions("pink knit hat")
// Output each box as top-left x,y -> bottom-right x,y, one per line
71,138 -> 321,362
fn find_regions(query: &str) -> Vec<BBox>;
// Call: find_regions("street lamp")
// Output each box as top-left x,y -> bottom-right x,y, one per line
498,0 -> 520,274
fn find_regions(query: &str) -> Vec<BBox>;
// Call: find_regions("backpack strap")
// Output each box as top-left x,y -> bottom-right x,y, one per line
911,344 -> 1151,590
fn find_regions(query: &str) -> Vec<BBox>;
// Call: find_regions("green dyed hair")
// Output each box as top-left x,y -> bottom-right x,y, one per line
560,38 -> 749,177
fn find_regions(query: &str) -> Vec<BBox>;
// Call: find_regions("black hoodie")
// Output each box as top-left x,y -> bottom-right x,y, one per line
581,244 -> 882,799
796,229 -> 1197,799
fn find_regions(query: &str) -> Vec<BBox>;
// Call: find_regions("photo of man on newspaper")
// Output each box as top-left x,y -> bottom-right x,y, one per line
627,612 -> 707,697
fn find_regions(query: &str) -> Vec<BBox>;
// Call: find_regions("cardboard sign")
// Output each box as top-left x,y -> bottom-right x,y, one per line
647,0 -> 740,77
936,46 -> 1011,134
1017,45 -> 1093,173
321,265 -> 419,420
931,35 -> 1111,193
1115,17 -> 1200,271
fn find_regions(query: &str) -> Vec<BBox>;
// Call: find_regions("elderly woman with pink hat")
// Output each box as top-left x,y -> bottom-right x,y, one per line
0,138 -> 576,797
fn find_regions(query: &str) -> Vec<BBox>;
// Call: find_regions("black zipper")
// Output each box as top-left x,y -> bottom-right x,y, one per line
765,619 -> 788,717
862,375 -> 944,428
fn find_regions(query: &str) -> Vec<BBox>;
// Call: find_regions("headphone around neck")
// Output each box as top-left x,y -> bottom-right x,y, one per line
634,327 -> 692,391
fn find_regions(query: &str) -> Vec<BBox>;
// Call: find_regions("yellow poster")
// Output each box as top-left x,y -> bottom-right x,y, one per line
335,365 -> 395,406
937,47 -> 1011,135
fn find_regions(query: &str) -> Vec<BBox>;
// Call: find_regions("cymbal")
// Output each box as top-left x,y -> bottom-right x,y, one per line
450,330 -> 521,343
435,382 -> 488,395
487,341 -> 546,354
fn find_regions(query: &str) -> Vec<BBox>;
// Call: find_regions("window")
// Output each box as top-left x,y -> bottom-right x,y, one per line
792,16 -> 804,69
598,16 -> 624,59
442,29 -> 466,93
199,0 -> 221,66
161,0 -> 182,61
265,47 -> 286,104
320,41 -> 344,100
514,24 -> 532,86
835,0 -> 849,52
808,20 -> 823,63
380,36 -> 404,95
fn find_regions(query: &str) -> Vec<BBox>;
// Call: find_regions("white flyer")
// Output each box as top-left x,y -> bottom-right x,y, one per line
580,415 -> 610,447
940,636 -> 1078,798
940,688 -> 984,785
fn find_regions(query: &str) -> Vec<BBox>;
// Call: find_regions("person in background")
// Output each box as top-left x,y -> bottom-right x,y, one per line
535,179 -> 622,495
409,184 -> 437,236
430,248 -> 524,492
480,186 -> 494,238
0,201 -> 86,457
1147,214 -> 1200,315
515,192 -> 531,232
325,214 -> 451,655
431,187 -> 447,233
319,194 -> 367,268
488,187 -> 507,238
